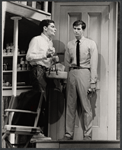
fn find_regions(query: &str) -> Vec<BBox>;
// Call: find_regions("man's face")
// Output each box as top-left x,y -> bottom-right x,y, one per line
45,23 -> 57,37
73,25 -> 84,38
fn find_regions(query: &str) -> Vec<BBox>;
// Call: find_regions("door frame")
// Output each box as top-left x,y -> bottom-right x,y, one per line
52,2 -> 118,140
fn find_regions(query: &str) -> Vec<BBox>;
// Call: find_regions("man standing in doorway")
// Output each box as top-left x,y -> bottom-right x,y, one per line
61,20 -> 98,140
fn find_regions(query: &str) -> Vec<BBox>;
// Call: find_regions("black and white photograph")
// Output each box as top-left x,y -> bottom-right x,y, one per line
1,1 -> 120,148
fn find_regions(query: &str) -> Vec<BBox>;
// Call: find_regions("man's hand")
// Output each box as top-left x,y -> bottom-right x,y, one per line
52,55 -> 59,63
47,47 -> 55,58
87,88 -> 96,94
87,83 -> 96,95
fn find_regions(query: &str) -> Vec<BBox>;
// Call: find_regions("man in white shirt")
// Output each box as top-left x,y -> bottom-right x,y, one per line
26,19 -> 57,140
26,19 -> 57,95
61,20 -> 98,140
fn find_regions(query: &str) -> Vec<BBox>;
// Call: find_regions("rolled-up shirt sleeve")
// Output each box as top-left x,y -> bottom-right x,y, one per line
90,41 -> 98,84
26,37 -> 47,62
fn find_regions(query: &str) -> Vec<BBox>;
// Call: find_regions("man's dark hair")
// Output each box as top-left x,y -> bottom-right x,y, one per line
73,20 -> 86,30
39,19 -> 55,33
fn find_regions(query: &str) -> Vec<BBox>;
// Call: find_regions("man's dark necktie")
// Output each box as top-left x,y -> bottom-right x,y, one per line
76,40 -> 80,66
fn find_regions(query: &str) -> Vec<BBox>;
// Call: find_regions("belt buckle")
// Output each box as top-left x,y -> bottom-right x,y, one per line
70,66 -> 76,70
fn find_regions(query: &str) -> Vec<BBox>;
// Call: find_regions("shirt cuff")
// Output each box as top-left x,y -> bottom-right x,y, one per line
90,83 -> 96,89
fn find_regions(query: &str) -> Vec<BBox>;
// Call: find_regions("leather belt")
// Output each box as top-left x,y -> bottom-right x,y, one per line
70,66 -> 90,71
30,64 -> 48,70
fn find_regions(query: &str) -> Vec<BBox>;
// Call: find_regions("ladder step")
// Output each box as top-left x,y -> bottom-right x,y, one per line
5,109 -> 37,114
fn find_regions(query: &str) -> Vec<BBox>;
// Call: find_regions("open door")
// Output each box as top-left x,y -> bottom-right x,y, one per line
51,2 -> 118,140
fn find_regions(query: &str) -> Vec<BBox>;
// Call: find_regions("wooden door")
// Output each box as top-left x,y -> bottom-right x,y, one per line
52,2 -> 118,140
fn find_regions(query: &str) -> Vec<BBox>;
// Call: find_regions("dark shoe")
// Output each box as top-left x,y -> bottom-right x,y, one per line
59,136 -> 73,141
83,136 -> 92,140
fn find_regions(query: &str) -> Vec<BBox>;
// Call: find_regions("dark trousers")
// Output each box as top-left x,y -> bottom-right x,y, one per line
30,65 -> 47,98
11,65 -> 48,146
12,65 -> 48,128
29,65 -> 48,134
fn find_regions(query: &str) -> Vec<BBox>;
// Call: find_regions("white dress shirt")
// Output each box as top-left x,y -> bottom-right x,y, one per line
26,33 -> 55,68
64,36 -> 98,84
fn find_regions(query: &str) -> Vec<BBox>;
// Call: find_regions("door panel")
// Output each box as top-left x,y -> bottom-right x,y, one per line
51,2 -> 117,140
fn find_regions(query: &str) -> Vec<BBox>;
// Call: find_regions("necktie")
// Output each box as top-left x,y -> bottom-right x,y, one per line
76,40 -> 80,66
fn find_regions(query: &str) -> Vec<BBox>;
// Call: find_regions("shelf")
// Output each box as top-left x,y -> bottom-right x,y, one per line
3,69 -> 30,72
2,2 -> 49,98
17,70 -> 30,72
17,86 -> 32,89
3,53 -> 13,57
8,1 -> 51,21
18,54 -> 26,56
3,86 -> 32,90
3,70 -> 13,73
2,88 -> 33,96
2,86 -> 12,89
3,53 -> 26,57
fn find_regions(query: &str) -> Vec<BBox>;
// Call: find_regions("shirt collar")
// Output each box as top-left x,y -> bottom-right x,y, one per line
75,36 -> 85,43
41,33 -> 52,42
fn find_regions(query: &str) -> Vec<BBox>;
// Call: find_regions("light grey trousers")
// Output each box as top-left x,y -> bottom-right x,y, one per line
65,69 -> 92,138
